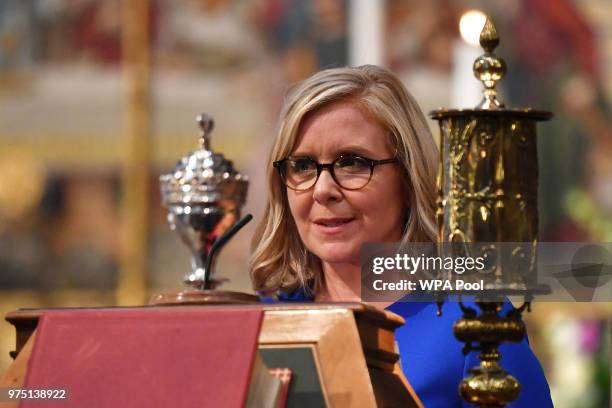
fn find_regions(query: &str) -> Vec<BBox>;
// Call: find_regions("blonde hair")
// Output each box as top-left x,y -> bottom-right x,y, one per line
250,65 -> 438,295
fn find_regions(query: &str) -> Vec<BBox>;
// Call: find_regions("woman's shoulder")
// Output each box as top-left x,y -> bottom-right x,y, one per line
259,285 -> 314,303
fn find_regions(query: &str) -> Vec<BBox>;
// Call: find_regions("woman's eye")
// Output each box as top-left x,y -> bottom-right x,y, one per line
290,159 -> 315,172
336,156 -> 369,171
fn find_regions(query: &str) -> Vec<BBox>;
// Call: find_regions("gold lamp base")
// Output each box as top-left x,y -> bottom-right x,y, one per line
454,300 -> 527,407
459,360 -> 520,408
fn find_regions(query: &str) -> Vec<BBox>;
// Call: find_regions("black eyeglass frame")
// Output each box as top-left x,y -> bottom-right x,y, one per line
273,155 -> 399,191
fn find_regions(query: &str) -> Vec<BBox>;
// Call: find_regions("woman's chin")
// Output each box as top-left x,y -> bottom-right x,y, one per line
314,245 -> 360,266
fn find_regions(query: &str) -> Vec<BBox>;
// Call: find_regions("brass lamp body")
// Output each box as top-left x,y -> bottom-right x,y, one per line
431,110 -> 551,291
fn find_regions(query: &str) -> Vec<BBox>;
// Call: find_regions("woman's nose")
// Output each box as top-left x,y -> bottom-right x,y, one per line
312,169 -> 343,203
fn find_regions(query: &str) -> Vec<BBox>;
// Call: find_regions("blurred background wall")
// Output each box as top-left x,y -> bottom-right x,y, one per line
0,0 -> 610,406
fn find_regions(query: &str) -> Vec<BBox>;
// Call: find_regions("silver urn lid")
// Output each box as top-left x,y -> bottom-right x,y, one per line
159,113 -> 248,210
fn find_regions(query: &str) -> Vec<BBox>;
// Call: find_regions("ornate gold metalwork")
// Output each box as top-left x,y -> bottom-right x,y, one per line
429,111 -> 551,292
430,17 -> 553,408
474,18 -> 506,109
454,301 -> 525,406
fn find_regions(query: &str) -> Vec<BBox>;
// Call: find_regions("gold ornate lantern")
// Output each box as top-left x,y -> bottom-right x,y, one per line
430,18 -> 552,407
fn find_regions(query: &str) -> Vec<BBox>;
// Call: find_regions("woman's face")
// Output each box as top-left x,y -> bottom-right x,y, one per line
286,100 -> 407,267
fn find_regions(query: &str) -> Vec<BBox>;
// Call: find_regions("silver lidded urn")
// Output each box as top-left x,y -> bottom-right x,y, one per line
159,113 -> 248,290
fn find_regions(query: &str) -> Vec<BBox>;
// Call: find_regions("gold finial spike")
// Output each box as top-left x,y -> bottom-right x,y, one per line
473,16 -> 506,109
479,17 -> 500,52
197,113 -> 214,150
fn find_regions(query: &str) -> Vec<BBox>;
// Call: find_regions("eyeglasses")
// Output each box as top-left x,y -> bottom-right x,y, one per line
273,155 -> 398,191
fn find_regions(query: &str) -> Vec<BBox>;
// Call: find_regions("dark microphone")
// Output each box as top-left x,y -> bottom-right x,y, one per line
203,213 -> 254,289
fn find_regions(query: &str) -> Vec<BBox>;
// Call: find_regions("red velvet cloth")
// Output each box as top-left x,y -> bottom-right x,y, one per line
21,307 -> 263,408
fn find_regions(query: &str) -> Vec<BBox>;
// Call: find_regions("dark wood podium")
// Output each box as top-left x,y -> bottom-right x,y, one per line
2,303 -> 422,407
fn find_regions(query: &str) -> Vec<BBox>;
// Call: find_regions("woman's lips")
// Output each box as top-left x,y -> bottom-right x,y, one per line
312,217 -> 356,234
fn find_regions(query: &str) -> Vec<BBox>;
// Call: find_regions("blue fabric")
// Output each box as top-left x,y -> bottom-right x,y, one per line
266,288 -> 553,408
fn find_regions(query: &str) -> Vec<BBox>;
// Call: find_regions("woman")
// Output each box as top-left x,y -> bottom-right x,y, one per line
250,65 -> 552,407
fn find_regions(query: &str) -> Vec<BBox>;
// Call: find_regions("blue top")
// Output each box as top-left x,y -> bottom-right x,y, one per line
263,289 -> 553,408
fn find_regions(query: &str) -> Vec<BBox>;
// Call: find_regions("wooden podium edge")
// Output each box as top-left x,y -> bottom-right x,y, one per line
0,331 -> 36,408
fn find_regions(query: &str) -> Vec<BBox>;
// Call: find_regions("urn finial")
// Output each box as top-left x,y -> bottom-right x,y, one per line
473,17 -> 507,109
196,113 -> 214,150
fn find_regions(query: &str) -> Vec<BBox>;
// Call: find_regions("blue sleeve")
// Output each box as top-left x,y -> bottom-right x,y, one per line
259,286 -> 314,303
259,295 -> 278,303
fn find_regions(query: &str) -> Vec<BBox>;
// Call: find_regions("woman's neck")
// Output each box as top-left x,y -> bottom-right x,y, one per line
316,261 -> 361,302
315,261 -> 395,310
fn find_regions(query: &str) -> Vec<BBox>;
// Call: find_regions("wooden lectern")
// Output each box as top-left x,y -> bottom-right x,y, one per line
2,303 -> 422,407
